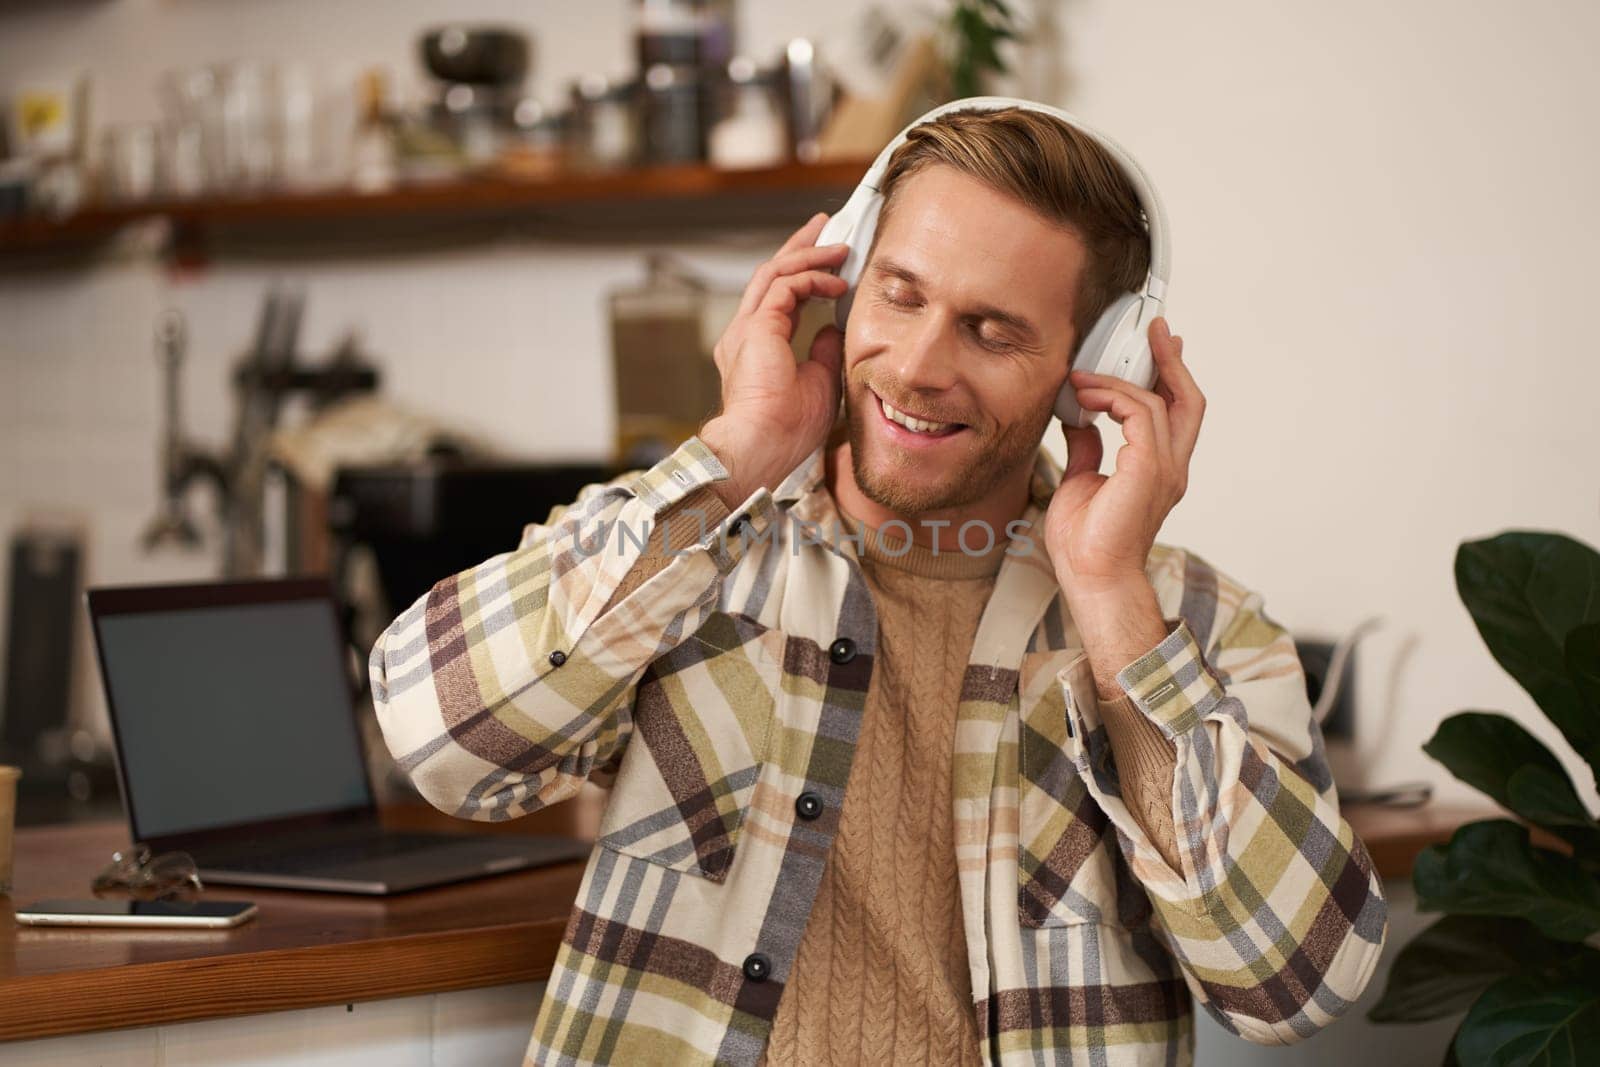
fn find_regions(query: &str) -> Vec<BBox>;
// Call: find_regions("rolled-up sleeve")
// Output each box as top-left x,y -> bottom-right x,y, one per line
369,436 -> 773,822
1061,550 -> 1388,1045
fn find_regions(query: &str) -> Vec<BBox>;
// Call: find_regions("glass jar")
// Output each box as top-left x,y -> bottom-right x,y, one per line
569,75 -> 638,171
708,56 -> 787,170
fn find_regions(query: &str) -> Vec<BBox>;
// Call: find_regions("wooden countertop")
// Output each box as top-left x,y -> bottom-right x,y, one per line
0,804 -> 589,1042
0,799 -> 1492,1043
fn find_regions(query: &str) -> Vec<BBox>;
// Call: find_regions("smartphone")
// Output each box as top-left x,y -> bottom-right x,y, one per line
15,898 -> 258,929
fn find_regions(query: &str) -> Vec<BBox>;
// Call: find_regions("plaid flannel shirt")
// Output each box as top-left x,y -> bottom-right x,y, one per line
370,436 -> 1387,1066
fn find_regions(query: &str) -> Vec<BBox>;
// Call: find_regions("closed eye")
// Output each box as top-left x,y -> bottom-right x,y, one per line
874,278 -> 1028,352
875,284 -> 921,311
969,324 -> 1016,352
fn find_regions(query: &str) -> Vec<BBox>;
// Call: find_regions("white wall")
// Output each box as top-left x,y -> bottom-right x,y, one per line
1050,0 -> 1600,807
3,0 -> 1599,812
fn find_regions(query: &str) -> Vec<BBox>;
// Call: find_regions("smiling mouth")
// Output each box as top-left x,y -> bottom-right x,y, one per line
874,391 -> 965,438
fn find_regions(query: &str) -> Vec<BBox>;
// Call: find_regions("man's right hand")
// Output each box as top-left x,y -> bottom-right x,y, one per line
698,213 -> 850,510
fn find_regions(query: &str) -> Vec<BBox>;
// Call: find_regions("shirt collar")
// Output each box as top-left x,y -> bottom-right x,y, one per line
773,446 -> 827,508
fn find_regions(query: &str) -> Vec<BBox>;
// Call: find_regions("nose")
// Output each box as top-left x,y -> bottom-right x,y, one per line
889,313 -> 959,395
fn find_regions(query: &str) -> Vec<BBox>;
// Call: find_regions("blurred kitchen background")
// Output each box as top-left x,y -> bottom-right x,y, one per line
1,0 -> 1597,866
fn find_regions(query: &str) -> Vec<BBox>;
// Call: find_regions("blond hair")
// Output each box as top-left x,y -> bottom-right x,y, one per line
875,107 -> 1151,353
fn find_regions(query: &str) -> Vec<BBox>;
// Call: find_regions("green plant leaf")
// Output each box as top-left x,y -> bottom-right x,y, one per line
1453,950 -> 1600,1066
1505,765 -> 1598,831
1568,623 -> 1600,710
1455,532 -> 1600,785
1423,714 -> 1600,856
1425,712 -> 1575,807
1504,766 -> 1600,863
1368,915 -> 1580,1023
948,0 -> 1016,94
1414,819 -> 1600,942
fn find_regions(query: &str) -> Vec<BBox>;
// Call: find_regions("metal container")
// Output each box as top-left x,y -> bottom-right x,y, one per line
420,26 -> 530,88
640,63 -> 704,164
634,0 -> 732,69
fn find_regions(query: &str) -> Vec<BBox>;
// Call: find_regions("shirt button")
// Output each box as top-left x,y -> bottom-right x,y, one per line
828,638 -> 856,664
794,792 -> 823,821
548,650 -> 567,668
728,514 -> 750,538
742,952 -> 772,982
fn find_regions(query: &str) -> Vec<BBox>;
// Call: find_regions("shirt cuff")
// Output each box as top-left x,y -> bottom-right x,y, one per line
1113,618 -> 1227,739
620,435 -> 780,576
628,435 -> 731,512
602,486 -> 730,613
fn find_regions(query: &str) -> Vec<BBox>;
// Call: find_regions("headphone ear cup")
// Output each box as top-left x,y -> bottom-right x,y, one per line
817,186 -> 882,330
1054,291 -> 1143,426
1106,300 -> 1160,393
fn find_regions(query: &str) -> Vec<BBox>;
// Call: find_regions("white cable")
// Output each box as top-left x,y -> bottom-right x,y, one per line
1313,615 -> 1384,726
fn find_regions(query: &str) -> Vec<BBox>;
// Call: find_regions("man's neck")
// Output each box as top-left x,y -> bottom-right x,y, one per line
823,440 -> 1035,554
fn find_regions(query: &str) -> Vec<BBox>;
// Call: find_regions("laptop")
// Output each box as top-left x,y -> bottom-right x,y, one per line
85,577 -> 592,894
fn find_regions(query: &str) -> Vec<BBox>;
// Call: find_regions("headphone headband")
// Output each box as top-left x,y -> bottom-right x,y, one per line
856,96 -> 1169,300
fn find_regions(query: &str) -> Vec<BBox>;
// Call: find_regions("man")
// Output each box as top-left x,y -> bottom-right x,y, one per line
370,106 -> 1387,1066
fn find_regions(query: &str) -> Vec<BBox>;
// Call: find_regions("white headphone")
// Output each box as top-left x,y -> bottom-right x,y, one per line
816,96 -> 1171,429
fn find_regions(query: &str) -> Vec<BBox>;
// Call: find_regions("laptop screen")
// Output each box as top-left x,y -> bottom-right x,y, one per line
92,591 -> 373,839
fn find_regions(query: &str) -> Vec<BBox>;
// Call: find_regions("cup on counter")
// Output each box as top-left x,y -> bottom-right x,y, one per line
0,765 -> 19,895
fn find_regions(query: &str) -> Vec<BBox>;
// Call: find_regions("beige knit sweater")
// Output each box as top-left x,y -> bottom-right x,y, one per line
759,513 -> 1004,1067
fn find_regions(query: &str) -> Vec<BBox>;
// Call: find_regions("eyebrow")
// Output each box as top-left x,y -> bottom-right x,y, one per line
869,257 -> 1043,345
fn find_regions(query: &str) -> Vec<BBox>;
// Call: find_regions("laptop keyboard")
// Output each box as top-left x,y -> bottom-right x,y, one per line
204,832 -> 474,873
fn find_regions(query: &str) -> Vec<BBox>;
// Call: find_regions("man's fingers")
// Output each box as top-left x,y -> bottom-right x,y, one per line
1050,426 -> 1105,531
1061,421 -> 1103,482
796,324 -> 845,405
807,323 -> 844,372
756,270 -> 850,322
1070,372 -> 1172,455
738,242 -> 850,316
778,212 -> 830,257
1149,321 -> 1204,459
720,243 -> 848,375
1072,387 -> 1160,452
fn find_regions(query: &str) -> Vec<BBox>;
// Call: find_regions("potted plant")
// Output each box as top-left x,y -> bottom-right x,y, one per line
947,0 -> 1018,98
1368,530 -> 1600,1064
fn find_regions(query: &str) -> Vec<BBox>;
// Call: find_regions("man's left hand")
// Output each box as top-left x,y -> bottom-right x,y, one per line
1044,317 -> 1204,600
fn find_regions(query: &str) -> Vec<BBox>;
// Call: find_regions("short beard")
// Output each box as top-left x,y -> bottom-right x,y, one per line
844,383 -> 1054,516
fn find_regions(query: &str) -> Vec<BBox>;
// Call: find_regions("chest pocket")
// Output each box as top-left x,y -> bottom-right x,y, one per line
1016,649 -> 1148,929
595,612 -> 782,883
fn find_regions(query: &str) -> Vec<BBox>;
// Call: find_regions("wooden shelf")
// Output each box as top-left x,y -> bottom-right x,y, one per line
0,158 -> 872,264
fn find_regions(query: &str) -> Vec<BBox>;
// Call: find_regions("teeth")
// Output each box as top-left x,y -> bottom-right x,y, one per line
882,399 -> 951,435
